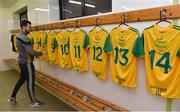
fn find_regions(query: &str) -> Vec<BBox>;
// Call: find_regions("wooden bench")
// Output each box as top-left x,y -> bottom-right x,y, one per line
4,58 -> 127,111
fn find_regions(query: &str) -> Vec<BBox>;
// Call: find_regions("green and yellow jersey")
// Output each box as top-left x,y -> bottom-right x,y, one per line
40,32 -> 48,61
55,30 -> 72,69
47,32 -> 58,64
69,29 -> 89,72
89,28 -> 112,80
110,26 -> 144,87
33,32 -> 42,52
142,24 -> 180,98
27,32 -> 34,46
13,33 -> 18,52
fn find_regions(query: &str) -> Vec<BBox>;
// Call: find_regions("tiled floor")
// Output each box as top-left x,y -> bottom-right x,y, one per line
0,70 -> 75,111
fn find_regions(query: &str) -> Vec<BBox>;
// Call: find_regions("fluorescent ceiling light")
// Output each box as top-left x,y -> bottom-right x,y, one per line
69,0 -> 95,8
35,8 -> 49,12
69,0 -> 81,5
85,4 -> 95,8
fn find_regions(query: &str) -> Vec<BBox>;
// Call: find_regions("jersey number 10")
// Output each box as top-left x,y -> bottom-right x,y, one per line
60,44 -> 69,55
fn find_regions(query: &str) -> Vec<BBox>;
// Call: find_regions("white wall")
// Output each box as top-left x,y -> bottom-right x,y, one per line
1,0 -> 180,111
9,0 -> 49,28
0,0 -> 50,71
49,0 -> 59,22
0,7 -> 15,71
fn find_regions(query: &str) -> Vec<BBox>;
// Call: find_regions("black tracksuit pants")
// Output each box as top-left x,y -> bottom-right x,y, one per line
11,62 -> 36,102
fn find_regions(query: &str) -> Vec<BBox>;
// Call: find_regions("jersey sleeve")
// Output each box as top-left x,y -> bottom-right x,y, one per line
83,33 -> 90,49
68,37 -> 70,48
177,48 -> 180,57
11,34 -> 15,52
45,32 -> 48,45
53,38 -> 58,48
103,34 -> 112,54
132,35 -> 144,57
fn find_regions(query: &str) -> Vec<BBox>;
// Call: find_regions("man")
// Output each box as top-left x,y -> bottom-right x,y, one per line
8,20 -> 45,107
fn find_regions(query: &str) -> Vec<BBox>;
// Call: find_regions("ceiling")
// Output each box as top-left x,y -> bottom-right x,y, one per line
0,0 -> 18,7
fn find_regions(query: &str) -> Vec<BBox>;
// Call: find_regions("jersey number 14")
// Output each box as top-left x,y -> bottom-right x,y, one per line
149,50 -> 171,73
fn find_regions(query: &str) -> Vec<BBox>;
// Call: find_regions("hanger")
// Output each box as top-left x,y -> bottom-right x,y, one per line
156,9 -> 171,24
118,14 -> 129,27
94,18 -> 103,29
73,20 -> 80,31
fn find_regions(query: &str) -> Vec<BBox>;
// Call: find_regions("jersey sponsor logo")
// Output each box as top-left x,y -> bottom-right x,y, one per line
61,35 -> 67,43
94,35 -> 101,42
155,38 -> 167,51
74,35 -> 79,44
150,84 -> 167,96
117,36 -> 126,47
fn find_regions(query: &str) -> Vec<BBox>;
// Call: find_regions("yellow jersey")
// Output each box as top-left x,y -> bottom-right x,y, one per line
69,29 -> 89,72
12,33 -> 18,52
47,32 -> 58,64
33,32 -> 42,52
110,26 -> 144,87
89,28 -> 112,80
142,24 -> 180,98
55,30 -> 72,69
40,32 -> 48,61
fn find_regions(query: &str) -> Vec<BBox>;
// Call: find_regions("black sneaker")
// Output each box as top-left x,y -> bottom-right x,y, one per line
30,100 -> 44,107
8,97 -> 16,104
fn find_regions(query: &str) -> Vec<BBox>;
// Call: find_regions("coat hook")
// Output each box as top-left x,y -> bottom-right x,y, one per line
121,14 -> 127,24
75,20 -> 80,28
62,22 -> 66,29
160,9 -> 167,20
96,18 -> 101,26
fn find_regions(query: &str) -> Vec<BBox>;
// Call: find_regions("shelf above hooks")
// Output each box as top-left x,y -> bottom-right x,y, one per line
10,4 -> 180,33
